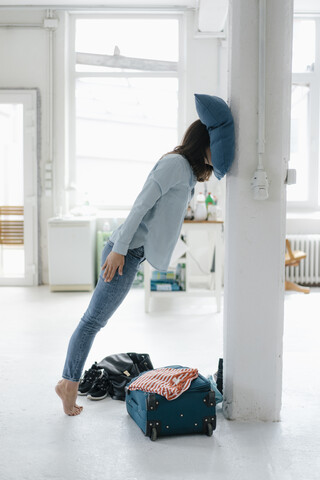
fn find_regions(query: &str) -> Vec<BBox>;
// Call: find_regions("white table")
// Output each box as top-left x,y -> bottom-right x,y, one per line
144,220 -> 223,313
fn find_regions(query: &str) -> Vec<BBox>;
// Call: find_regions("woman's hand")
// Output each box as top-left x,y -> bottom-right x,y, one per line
101,251 -> 125,282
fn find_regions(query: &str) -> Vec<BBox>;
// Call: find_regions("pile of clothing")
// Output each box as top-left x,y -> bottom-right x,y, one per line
78,352 -> 153,400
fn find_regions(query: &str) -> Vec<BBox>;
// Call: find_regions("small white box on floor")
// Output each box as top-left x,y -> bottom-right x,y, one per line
47,216 -> 96,291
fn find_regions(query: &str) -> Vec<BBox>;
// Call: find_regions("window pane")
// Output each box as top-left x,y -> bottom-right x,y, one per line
75,76 -> 178,206
75,18 -> 179,67
288,85 -> 310,202
292,19 -> 315,73
0,104 -> 24,206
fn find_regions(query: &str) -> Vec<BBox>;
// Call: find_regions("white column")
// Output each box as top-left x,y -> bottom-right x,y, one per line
223,0 -> 293,420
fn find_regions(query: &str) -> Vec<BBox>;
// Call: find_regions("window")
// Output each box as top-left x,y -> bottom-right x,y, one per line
288,17 -> 320,209
288,84 -> 310,202
69,15 -> 182,209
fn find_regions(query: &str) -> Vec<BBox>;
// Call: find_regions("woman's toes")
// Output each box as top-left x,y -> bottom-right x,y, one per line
69,405 -> 83,416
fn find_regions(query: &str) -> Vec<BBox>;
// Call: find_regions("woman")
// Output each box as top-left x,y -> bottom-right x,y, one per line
55,119 -> 214,415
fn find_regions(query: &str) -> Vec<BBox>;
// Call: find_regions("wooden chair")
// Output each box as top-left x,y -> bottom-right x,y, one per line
0,206 -> 24,272
285,239 -> 310,294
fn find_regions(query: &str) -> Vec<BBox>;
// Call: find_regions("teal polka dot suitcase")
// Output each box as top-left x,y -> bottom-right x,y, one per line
125,366 -> 216,441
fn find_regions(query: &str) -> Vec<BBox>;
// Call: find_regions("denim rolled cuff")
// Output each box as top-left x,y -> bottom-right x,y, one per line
111,240 -> 129,256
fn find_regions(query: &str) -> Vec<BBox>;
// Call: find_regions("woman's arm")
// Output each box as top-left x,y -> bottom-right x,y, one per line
111,178 -> 162,256
111,156 -> 184,257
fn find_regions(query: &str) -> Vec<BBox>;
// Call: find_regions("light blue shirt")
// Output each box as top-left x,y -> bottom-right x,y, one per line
109,153 -> 197,271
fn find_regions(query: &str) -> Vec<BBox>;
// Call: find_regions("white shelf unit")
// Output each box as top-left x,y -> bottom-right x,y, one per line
144,221 -> 223,313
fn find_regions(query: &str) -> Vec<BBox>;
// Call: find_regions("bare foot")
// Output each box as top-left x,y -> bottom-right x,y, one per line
55,379 -> 83,416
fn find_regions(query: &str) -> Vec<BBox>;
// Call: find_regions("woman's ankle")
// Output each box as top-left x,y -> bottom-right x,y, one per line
62,378 -> 79,389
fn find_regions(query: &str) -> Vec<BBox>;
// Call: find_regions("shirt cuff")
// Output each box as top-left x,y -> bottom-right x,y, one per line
111,239 -> 129,256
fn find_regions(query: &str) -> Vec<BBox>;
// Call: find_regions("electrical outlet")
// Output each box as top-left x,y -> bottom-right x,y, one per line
251,168 -> 269,200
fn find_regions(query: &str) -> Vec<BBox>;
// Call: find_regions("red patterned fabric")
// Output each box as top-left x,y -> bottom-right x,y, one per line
127,367 -> 199,401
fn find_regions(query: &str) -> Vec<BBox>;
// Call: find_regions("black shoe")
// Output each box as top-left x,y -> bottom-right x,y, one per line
87,370 -> 111,401
78,362 -> 104,396
216,358 -> 223,394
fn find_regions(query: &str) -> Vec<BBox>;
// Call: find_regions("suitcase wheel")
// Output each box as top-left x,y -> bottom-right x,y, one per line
150,427 -> 158,441
206,422 -> 213,437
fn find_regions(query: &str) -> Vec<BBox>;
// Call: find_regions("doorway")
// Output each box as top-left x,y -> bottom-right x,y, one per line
0,89 -> 39,286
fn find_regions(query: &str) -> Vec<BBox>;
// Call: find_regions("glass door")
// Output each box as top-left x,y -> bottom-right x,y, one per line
0,90 -> 38,286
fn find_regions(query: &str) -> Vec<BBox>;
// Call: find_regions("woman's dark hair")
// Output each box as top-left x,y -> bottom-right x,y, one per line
165,119 -> 213,182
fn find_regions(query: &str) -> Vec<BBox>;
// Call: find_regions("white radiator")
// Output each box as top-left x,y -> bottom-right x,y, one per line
286,234 -> 320,285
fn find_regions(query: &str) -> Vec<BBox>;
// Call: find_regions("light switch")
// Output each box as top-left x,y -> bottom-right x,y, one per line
285,169 -> 296,185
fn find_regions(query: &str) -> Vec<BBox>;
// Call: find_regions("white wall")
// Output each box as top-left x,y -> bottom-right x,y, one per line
294,0 -> 320,13
0,9 -> 53,284
0,7 -> 221,283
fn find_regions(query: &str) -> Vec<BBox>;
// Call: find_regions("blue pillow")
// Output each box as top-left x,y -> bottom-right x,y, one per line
195,94 -> 235,180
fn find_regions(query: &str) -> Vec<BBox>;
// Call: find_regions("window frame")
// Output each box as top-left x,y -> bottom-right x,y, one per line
287,15 -> 320,212
68,12 -> 186,211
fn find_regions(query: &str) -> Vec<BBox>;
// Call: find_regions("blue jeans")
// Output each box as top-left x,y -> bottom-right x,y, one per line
62,240 -> 146,382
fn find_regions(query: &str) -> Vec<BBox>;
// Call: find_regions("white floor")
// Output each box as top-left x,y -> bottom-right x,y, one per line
1,286 -> 320,480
